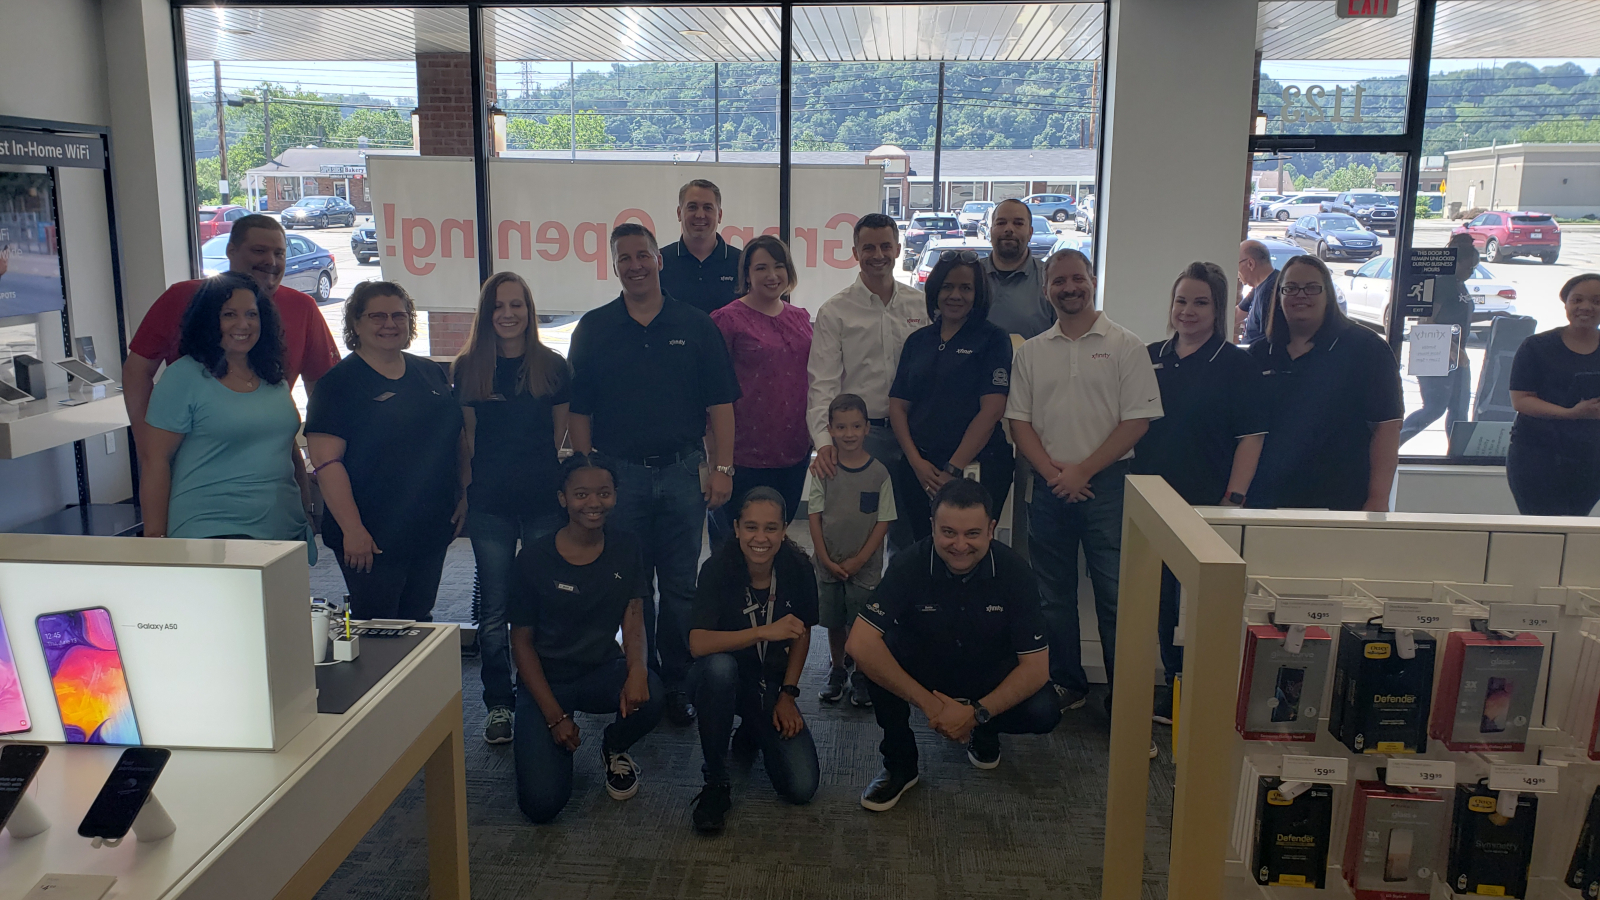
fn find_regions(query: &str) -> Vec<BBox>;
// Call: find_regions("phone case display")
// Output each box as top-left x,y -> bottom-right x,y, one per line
1568,787 -> 1600,899
1342,779 -> 1447,900
1429,630 -> 1544,752
1330,622 -> 1436,755
35,607 -> 140,745
1236,624 -> 1332,741
77,746 -> 169,840
1448,782 -> 1538,898
1252,776 -> 1335,889
0,608 -> 30,734
0,743 -> 48,832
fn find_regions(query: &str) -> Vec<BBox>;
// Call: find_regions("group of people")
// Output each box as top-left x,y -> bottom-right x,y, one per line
121,184 -> 1600,833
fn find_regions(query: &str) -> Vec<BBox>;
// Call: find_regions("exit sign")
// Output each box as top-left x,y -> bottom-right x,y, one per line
1337,0 -> 1398,16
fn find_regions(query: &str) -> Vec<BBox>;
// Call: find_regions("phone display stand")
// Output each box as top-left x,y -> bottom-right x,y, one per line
4,793 -> 50,839
89,794 -> 175,848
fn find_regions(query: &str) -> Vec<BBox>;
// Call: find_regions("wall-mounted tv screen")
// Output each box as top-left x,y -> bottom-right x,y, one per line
0,170 -> 66,320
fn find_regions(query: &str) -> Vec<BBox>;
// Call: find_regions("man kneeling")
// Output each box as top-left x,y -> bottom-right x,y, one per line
847,477 -> 1062,812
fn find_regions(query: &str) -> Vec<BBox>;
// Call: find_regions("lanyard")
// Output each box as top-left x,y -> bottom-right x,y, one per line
742,573 -> 778,690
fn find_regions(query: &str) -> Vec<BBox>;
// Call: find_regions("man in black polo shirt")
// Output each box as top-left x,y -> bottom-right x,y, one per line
658,179 -> 740,316
569,223 -> 742,726
846,478 -> 1060,812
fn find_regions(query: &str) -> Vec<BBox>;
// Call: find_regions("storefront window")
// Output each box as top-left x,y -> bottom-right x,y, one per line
1254,0 -> 1418,136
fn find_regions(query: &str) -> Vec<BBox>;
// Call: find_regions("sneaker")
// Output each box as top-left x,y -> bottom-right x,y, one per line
482,706 -> 514,744
603,749 -> 641,801
691,782 -> 732,834
819,666 -> 847,702
849,670 -> 873,708
665,690 -> 696,726
967,734 -> 1001,770
1152,684 -> 1174,726
1149,741 -> 1159,759
861,768 -> 919,812
1054,684 -> 1088,712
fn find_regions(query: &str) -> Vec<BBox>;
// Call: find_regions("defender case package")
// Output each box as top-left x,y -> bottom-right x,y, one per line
1252,776 -> 1334,889
1430,630 -> 1544,752
1330,622 -> 1436,755
1343,779 -> 1447,900
1568,787 -> 1600,899
1448,782 -> 1537,899
1236,624 -> 1333,742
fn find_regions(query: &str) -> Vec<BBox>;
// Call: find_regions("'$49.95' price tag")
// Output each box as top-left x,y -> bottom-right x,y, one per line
1275,598 -> 1341,627
1488,764 -> 1559,794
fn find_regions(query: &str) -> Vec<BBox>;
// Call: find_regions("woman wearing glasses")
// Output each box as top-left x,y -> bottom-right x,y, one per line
888,250 -> 1015,539
1247,256 -> 1403,511
307,281 -> 467,621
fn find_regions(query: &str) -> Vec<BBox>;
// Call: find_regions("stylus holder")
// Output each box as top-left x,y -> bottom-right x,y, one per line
333,634 -> 360,662
4,793 -> 50,839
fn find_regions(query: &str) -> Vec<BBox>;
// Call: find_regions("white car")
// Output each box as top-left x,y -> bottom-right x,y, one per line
957,201 -> 995,235
1339,256 -> 1517,335
1265,192 -> 1338,221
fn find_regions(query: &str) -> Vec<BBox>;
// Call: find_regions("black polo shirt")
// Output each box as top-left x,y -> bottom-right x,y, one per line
459,352 -> 571,518
659,235 -> 740,315
860,538 -> 1047,696
568,294 -> 742,460
1509,328 -> 1600,454
690,544 -> 819,687
509,528 -> 649,684
1246,321 -> 1403,511
889,318 -> 1013,465
1132,334 -> 1267,506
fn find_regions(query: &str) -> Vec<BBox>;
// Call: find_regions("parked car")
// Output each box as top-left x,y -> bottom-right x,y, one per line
1265,192 -> 1338,221
196,205 -> 246,241
280,195 -> 359,229
1453,211 -> 1561,264
957,201 -> 995,235
1022,193 -> 1077,222
1249,194 -> 1287,220
911,238 -> 992,289
1249,236 -> 1347,312
201,232 -> 338,301
1075,195 -> 1096,232
1339,255 -> 1517,336
1286,213 -> 1382,262
902,213 -> 964,267
978,214 -> 1057,256
1329,191 -> 1399,235
351,219 -> 378,264
1050,232 -> 1094,258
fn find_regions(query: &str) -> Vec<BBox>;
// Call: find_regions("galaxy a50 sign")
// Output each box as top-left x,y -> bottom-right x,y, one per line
366,155 -> 883,313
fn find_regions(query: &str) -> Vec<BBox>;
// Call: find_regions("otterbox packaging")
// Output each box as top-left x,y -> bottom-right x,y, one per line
1568,787 -> 1600,899
1253,776 -> 1334,889
1448,782 -> 1538,898
1236,624 -> 1333,741
1430,631 -> 1544,752
1330,622 -> 1436,754
1343,780 -> 1447,900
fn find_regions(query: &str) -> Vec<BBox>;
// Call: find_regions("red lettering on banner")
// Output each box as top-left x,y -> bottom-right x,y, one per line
793,227 -> 818,268
402,217 -> 436,275
383,203 -> 397,257
612,208 -> 655,235
498,220 -> 532,260
574,222 -> 608,280
536,221 -> 570,261
761,226 -> 780,238
440,219 -> 475,259
721,226 -> 754,247
823,212 -> 859,269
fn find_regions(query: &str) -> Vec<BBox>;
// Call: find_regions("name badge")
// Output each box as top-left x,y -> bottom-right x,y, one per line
556,582 -> 578,593
917,604 -> 939,613
741,602 -> 760,615
1152,363 -> 1164,370
373,391 -> 396,402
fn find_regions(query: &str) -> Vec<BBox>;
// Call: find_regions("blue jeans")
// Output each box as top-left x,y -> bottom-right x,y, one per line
691,653 -> 818,803
513,658 -> 665,823
610,451 -> 706,690
1399,359 -> 1471,447
1028,461 -> 1128,695
469,507 -> 566,711
706,458 -> 810,547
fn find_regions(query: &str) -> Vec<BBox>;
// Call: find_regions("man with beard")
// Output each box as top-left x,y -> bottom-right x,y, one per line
981,198 -> 1056,339
1005,248 -> 1162,720
659,179 -> 740,316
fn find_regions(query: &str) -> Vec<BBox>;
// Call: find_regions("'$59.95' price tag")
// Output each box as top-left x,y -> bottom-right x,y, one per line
1488,764 -> 1559,794
1384,601 -> 1450,629
1281,755 -> 1348,785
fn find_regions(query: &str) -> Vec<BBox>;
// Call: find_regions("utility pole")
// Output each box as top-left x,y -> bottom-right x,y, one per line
1087,60 -> 1099,147
570,62 -> 577,160
214,61 -> 230,204
262,90 -> 272,168
932,62 -> 945,212
713,62 -> 720,161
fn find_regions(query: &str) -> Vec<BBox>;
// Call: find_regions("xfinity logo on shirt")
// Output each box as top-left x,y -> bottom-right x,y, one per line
985,605 -> 1005,613
669,339 -> 686,346
1091,352 -> 1112,360
956,348 -> 973,355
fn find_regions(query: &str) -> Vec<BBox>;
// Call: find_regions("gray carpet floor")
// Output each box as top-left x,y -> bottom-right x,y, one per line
307,531 -> 1177,900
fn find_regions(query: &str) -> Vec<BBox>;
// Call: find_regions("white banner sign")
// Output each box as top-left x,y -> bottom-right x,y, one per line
366,155 -> 884,314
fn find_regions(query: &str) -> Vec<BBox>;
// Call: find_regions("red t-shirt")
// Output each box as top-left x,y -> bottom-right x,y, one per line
129,280 -> 339,387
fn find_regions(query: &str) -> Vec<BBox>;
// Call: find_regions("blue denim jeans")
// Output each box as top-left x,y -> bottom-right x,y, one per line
706,458 -> 810,547
1028,461 -> 1128,695
610,451 -> 706,690
512,658 -> 665,823
469,507 -> 566,711
691,652 -> 819,803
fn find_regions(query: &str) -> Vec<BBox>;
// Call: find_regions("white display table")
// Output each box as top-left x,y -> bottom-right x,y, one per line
0,623 -> 469,900
0,390 -> 128,459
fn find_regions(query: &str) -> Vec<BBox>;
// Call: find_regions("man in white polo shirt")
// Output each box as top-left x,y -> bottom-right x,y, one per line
1006,248 -> 1162,715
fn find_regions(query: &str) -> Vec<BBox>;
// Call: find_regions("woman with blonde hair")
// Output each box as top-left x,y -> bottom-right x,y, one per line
453,270 -> 573,745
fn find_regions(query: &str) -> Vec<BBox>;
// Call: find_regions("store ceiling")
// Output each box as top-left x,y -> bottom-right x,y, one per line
1260,0 -> 1600,61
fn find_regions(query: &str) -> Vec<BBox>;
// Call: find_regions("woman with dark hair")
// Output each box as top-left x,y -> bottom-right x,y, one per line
1132,261 -> 1266,722
1506,273 -> 1600,515
142,272 -> 311,545
1247,255 -> 1403,511
453,271 -> 573,745
687,487 -> 819,834
888,250 -> 1015,540
306,281 -> 466,621
707,235 -> 813,541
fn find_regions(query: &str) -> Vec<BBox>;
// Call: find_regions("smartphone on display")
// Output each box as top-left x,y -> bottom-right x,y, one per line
36,607 -> 141,745
0,611 -> 31,734
77,747 -> 169,841
0,744 -> 49,833
0,378 -> 30,405
1271,666 -> 1305,722
1481,676 -> 1513,734
50,358 -> 112,385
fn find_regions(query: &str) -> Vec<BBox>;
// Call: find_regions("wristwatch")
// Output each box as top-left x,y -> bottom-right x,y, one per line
972,701 -> 992,725
779,684 -> 800,698
1226,491 -> 1247,505
715,464 -> 735,477
942,462 -> 963,477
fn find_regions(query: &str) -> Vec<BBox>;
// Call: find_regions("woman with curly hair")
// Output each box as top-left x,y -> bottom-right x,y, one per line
141,272 -> 311,547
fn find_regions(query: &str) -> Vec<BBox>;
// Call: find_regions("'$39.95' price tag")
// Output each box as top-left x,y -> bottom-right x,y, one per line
1386,757 -> 1455,789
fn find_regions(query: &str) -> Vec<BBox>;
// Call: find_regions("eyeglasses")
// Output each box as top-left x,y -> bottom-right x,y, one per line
1279,283 -> 1324,297
940,249 -> 980,263
363,311 -> 412,324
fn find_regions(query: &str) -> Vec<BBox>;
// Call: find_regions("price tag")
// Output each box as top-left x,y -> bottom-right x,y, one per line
1386,757 -> 1455,788
1384,601 -> 1450,629
1276,598 -> 1341,627
1487,604 -> 1561,632
1281,755 -> 1348,784
1488,764 -> 1559,793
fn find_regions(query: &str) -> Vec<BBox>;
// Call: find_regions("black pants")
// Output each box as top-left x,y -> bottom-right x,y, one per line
866,674 -> 1061,775
337,542 -> 449,621
1506,439 -> 1600,517
891,446 -> 1015,543
707,457 -> 810,546
1158,565 -> 1182,685
1399,361 -> 1471,447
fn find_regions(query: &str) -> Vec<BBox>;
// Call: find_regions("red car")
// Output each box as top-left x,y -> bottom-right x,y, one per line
196,205 -> 246,242
1453,210 -> 1561,264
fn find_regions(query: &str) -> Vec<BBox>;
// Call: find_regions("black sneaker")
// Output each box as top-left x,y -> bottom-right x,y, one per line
860,768 -> 919,812
1152,683 -> 1174,726
819,666 -> 847,702
603,749 -> 641,801
691,782 -> 731,834
967,733 -> 1001,770
849,670 -> 873,708
1054,684 -> 1088,712
665,690 -> 696,726
482,706 -> 514,744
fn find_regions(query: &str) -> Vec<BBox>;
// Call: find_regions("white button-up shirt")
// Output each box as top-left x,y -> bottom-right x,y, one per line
1005,312 -> 1163,465
806,275 -> 928,447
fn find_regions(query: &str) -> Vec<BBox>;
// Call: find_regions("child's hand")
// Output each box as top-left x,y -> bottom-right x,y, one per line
837,556 -> 865,579
825,559 -> 851,581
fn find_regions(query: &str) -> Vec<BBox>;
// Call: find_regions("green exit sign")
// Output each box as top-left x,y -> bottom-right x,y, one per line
1336,0 -> 1397,17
